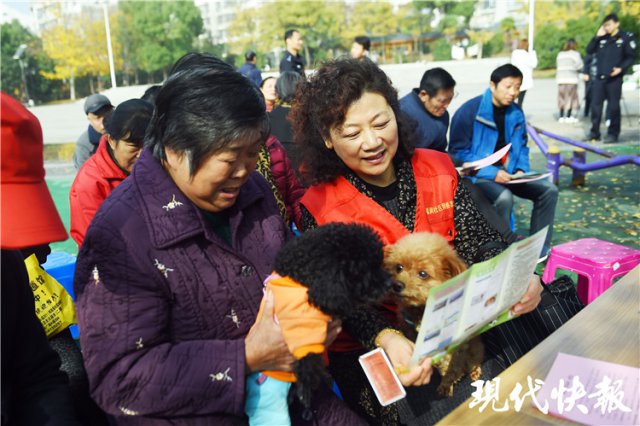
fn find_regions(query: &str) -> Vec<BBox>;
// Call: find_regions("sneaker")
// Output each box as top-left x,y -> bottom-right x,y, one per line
585,134 -> 600,143
558,117 -> 566,123
603,134 -> 618,144
568,116 -> 579,123
538,246 -> 551,264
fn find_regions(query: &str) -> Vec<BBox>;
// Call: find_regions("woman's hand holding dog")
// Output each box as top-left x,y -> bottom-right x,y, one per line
245,289 -> 296,374
511,275 -> 543,315
378,330 -> 433,387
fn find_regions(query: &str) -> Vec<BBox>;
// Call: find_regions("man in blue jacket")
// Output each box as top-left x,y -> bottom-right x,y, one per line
449,64 -> 558,254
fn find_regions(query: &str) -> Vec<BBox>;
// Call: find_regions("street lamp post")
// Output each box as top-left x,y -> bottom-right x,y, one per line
103,2 -> 117,89
528,0 -> 535,50
12,44 -> 30,103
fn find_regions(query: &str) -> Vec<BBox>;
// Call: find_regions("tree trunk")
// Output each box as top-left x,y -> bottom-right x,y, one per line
304,45 -> 311,70
134,69 -> 140,85
89,77 -> 95,94
162,69 -> 168,81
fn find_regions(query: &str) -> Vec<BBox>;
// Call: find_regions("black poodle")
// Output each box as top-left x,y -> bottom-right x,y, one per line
271,222 -> 393,419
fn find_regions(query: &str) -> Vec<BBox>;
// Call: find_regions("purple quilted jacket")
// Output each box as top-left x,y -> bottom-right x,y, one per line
74,149 -> 362,425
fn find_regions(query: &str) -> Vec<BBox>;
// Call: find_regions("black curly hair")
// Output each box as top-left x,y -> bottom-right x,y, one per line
273,222 -> 392,318
290,58 -> 415,185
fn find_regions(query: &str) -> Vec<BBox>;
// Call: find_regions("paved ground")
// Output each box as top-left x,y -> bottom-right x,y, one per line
37,57 -> 639,256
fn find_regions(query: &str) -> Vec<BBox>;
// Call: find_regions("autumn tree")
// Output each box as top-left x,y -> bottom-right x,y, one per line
119,0 -> 204,80
41,16 -> 86,99
82,9 -> 124,92
40,4 -> 124,99
345,2 -> 398,41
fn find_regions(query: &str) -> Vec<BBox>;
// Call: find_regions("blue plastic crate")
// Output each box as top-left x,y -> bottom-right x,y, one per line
42,252 -> 79,339
42,252 -> 76,300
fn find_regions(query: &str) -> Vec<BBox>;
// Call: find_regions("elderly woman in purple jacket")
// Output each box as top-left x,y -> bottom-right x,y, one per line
73,54 -> 360,425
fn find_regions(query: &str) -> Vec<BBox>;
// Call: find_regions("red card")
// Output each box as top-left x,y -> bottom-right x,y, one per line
359,348 -> 407,406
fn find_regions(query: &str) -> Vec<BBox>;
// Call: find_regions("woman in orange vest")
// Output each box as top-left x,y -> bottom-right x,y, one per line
289,58 -> 544,425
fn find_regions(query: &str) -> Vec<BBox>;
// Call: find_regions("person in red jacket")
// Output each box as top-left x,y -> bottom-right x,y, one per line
255,135 -> 304,229
69,99 -> 153,246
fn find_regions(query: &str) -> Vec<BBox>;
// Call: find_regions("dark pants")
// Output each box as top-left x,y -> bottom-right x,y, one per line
590,77 -> 622,138
463,179 -> 518,244
584,81 -> 593,117
474,178 -> 558,251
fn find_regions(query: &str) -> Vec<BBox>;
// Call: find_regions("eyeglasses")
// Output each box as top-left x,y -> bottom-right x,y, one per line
434,91 -> 459,104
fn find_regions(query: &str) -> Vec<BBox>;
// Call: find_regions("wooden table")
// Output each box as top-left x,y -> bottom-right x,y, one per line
438,266 -> 640,425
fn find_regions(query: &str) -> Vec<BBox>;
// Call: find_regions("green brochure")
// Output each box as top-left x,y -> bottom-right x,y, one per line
410,227 -> 548,366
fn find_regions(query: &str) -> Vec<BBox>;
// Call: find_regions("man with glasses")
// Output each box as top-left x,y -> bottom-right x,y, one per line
400,67 -> 457,153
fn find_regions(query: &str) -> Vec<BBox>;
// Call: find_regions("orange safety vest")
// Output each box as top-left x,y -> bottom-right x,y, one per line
301,148 -> 458,351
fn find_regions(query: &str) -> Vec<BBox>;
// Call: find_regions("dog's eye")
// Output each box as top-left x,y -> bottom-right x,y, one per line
395,264 -> 403,273
418,271 -> 429,280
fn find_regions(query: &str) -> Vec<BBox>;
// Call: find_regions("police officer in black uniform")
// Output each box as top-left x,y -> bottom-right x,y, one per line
279,29 -> 305,76
586,13 -> 636,143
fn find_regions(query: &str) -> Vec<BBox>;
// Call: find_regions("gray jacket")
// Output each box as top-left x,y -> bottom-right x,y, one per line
73,127 -> 99,170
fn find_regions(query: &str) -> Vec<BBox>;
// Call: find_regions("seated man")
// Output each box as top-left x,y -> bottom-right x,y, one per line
73,94 -> 113,170
400,67 -> 456,153
449,64 -> 558,255
401,67 -> 518,244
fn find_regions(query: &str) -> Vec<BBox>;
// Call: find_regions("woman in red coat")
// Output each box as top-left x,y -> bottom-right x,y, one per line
69,99 -> 153,246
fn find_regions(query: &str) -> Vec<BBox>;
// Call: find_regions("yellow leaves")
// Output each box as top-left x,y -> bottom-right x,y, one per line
40,7 -> 122,81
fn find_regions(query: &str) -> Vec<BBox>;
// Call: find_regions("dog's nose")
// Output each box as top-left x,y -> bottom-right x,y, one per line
392,280 -> 405,293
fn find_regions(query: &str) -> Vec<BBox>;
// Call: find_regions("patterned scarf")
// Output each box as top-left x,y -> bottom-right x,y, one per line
344,158 -> 417,232
255,144 -> 290,226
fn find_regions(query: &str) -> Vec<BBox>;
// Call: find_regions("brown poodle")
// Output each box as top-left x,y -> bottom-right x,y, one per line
384,232 -> 484,397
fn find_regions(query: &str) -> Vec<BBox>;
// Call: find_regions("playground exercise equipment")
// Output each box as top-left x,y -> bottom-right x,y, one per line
527,124 -> 640,186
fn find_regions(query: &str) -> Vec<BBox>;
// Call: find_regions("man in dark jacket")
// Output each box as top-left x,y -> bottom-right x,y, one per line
585,13 -> 637,143
73,93 -> 114,169
280,29 -> 305,76
400,67 -> 457,152
238,50 -> 262,86
1,92 -> 78,425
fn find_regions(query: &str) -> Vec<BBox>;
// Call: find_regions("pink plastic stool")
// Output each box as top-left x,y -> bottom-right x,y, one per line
543,238 -> 640,304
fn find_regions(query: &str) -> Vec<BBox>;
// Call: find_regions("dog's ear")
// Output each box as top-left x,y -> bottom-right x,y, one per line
444,255 -> 467,278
